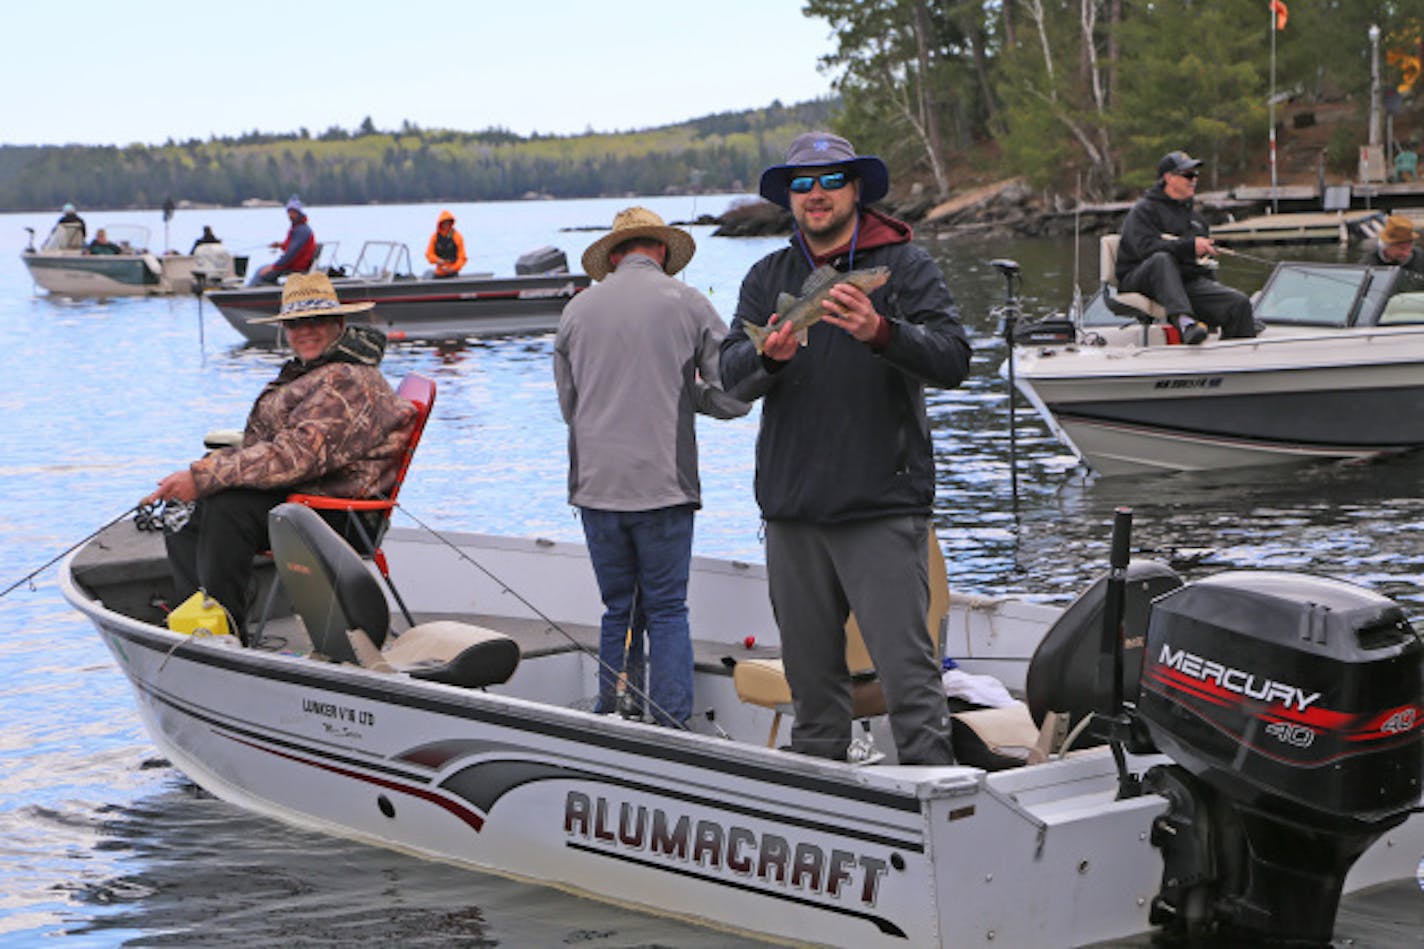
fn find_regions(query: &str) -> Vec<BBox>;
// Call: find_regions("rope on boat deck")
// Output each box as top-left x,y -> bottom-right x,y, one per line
392,502 -> 693,732
0,505 -> 139,600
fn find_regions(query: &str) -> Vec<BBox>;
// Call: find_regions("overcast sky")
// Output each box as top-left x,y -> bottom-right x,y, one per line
3,1 -> 838,146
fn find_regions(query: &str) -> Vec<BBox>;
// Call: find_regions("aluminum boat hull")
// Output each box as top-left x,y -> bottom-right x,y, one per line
208,274 -> 590,345
60,524 -> 1424,946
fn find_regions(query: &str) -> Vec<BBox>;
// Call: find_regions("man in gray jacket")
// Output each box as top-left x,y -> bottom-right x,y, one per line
555,207 -> 748,726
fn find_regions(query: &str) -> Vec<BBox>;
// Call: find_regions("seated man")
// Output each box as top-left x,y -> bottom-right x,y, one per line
86,229 -> 122,255
1116,151 -> 1256,344
1395,146 -> 1418,182
142,272 -> 416,643
1361,214 -> 1424,275
247,196 -> 316,286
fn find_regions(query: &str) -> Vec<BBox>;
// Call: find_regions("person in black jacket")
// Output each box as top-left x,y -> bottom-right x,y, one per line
721,132 -> 970,766
1115,151 -> 1256,344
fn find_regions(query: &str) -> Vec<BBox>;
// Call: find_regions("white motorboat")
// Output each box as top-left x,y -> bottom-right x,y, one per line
21,222 -> 236,297
61,504 -> 1424,947
1009,257 -> 1424,476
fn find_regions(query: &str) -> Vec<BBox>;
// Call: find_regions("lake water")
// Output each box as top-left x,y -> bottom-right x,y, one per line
2,196 -> 1421,945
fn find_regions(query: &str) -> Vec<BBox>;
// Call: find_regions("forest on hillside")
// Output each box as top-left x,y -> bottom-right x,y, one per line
809,0 -> 1420,200
0,100 -> 836,212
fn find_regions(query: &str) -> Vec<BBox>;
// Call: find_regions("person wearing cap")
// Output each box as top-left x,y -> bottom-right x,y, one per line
554,207 -> 748,727
56,202 -> 86,239
1360,214 -> 1424,275
189,226 -> 222,254
424,210 -> 468,278
1115,151 -> 1256,344
248,195 -> 317,286
142,272 -> 416,642
720,132 -> 970,766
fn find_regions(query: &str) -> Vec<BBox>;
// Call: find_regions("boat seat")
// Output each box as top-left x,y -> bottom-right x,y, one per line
732,529 -> 949,748
268,501 -> 520,689
1024,560 -> 1183,750
1100,234 -> 1171,344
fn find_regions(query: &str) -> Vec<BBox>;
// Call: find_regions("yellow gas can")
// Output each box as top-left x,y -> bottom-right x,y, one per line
166,590 -> 232,637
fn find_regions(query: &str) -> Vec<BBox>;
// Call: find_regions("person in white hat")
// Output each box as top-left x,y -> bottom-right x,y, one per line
143,273 -> 415,642
248,195 -> 317,286
721,131 -> 970,766
554,206 -> 748,726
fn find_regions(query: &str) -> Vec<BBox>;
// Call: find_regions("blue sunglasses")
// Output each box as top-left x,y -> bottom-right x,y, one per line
788,171 -> 854,194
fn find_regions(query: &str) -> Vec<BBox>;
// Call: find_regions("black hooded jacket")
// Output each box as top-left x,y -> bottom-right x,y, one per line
1115,183 -> 1215,283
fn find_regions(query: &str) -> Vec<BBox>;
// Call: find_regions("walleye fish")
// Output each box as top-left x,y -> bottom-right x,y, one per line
743,264 -> 891,355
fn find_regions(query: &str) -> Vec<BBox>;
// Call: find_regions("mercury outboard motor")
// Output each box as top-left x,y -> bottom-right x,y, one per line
1137,571 -> 1423,944
1027,511 -> 1423,945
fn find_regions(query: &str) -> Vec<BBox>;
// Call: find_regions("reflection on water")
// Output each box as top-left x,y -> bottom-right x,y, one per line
1,202 -> 1420,944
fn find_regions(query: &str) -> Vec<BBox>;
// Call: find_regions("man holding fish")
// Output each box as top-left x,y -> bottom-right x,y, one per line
721,132 -> 971,766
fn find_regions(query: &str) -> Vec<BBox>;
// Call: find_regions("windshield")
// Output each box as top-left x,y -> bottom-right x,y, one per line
1252,264 -> 1371,327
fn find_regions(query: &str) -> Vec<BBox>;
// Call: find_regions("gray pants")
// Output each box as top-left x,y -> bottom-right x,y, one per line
1119,251 -> 1256,338
765,515 -> 955,765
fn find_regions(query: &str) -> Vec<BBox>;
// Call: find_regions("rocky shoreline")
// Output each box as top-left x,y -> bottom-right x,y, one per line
707,178 -> 1347,241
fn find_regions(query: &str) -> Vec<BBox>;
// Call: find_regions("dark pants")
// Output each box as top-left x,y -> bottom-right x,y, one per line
765,515 -> 955,765
1120,251 -> 1256,338
165,489 -> 380,644
165,489 -> 287,643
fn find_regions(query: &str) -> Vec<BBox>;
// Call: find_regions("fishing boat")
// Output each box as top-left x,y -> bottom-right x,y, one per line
21,222 -> 236,297
1010,246 -> 1424,476
60,502 -> 1424,947
206,241 -> 589,345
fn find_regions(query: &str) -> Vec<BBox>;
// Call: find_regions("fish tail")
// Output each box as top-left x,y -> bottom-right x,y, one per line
744,321 -> 768,355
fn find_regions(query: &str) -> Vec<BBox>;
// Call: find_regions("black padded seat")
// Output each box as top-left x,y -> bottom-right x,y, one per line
268,503 -> 519,688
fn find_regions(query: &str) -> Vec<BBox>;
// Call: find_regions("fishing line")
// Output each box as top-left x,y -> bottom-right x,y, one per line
0,506 -> 139,600
392,503 -> 690,731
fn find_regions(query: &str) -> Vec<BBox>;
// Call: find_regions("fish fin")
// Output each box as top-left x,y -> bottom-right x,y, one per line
796,327 -> 810,347
775,292 -> 797,316
799,265 -> 840,296
744,321 -> 768,355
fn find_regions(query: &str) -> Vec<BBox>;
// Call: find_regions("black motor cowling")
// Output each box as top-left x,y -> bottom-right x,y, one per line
1137,570 -> 1424,944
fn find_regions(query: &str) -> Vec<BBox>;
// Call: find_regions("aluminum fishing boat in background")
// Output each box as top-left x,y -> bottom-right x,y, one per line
206,241 -> 588,345
22,222 -> 236,297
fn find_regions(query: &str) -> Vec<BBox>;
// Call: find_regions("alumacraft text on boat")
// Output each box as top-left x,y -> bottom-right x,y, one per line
1157,643 -> 1321,712
564,791 -> 890,906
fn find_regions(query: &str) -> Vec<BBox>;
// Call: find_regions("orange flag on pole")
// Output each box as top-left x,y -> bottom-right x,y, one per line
1270,0 -> 1288,31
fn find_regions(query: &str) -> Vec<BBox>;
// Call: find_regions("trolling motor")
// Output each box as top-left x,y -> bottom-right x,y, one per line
1027,510 -> 1424,945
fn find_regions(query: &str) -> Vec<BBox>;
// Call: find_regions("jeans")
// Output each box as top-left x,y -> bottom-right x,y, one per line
579,505 -> 696,727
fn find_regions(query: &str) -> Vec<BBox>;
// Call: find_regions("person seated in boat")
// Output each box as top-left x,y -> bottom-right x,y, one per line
247,196 -> 317,286
1359,214 -> 1424,275
425,210 -> 467,278
189,226 -> 221,254
1394,144 -> 1418,182
86,229 -> 122,255
720,131 -> 969,765
141,272 -> 417,644
1115,151 -> 1256,345
555,206 -> 748,727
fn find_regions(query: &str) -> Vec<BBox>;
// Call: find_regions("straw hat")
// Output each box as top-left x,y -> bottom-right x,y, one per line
580,206 -> 696,281
1379,214 -> 1418,245
248,272 -> 375,324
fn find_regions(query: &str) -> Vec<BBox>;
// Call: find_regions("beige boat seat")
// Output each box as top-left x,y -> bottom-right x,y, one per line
1100,234 -> 1170,344
732,530 -> 950,748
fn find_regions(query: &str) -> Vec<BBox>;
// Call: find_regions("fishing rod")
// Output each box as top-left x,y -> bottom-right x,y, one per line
392,502 -> 693,732
0,506 -> 139,600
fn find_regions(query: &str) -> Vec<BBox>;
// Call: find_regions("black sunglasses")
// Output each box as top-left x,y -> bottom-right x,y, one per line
1176,171 -> 1200,181
286,314 -> 341,328
788,171 -> 854,194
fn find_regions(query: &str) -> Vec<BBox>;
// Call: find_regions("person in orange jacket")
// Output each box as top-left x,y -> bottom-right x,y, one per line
425,210 -> 467,278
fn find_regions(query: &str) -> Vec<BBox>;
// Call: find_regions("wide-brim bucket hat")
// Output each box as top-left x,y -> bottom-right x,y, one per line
580,206 -> 696,281
248,271 -> 376,324
759,131 -> 890,209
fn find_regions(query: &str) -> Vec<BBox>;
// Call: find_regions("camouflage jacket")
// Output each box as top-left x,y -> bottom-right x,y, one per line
191,329 -> 416,499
